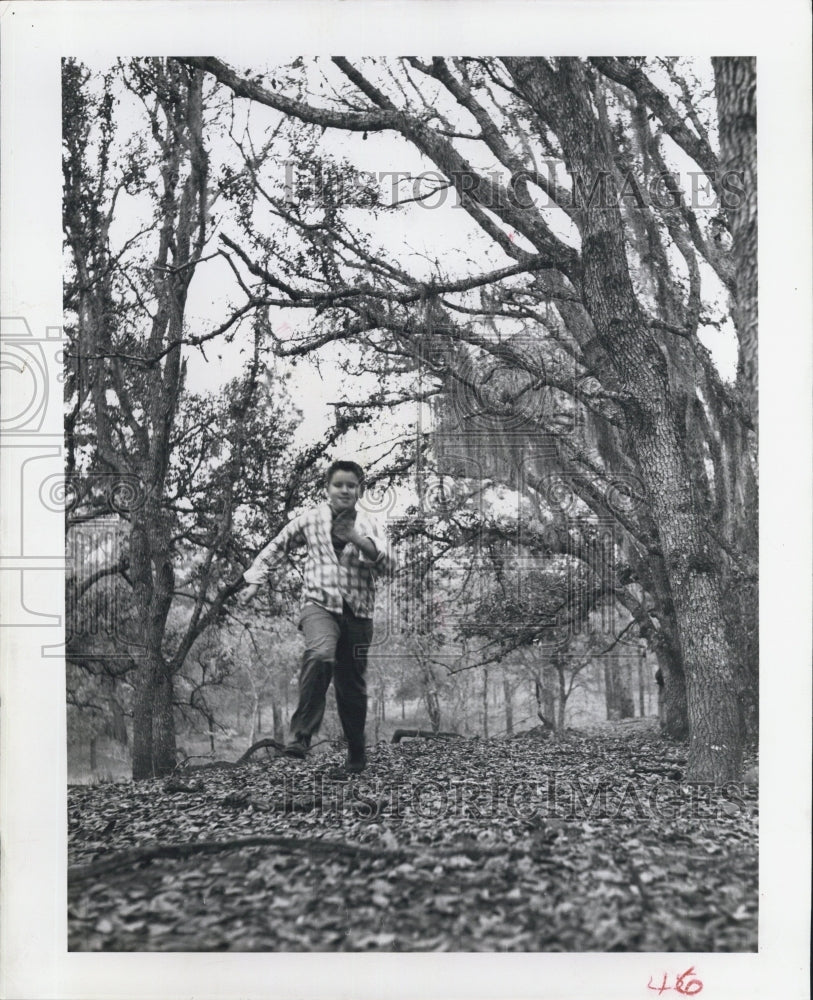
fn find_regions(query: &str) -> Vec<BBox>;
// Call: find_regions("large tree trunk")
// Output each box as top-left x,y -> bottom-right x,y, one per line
131,660 -> 157,779
713,57 -> 757,427
153,668 -> 177,772
129,514 -> 177,779
506,58 -> 744,782
132,657 -> 177,778
711,64 -> 759,737
534,662 -> 556,728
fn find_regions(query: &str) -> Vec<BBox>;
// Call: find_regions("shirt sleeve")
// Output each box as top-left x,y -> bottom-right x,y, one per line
243,513 -> 307,585
356,514 -> 395,577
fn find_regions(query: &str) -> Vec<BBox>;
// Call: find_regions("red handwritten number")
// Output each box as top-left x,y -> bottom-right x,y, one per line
676,968 -> 703,996
647,969 -> 703,996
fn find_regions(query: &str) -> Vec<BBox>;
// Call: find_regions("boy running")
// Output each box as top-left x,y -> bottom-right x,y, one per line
240,461 -> 392,775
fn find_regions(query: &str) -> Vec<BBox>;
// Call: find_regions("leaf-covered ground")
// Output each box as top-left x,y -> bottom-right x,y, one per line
68,721 -> 758,952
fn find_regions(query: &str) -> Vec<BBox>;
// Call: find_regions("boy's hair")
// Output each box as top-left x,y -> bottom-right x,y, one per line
326,460 -> 365,487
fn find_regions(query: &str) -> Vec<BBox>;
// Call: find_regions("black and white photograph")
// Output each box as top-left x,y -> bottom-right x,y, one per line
1,2 -> 810,998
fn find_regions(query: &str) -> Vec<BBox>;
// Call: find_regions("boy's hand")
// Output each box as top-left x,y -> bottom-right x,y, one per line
239,583 -> 260,605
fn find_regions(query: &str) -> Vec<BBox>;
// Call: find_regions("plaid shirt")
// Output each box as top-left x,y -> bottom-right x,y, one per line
243,502 -> 393,617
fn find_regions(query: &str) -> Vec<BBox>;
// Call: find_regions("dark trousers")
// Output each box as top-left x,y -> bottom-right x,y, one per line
289,600 -> 373,760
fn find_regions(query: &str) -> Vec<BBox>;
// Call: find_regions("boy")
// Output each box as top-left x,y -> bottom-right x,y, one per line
240,460 -> 392,775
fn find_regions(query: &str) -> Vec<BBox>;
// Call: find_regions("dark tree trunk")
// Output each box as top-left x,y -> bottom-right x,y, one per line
655,643 -> 689,741
132,662 -> 157,780
638,652 -> 646,716
713,57 -> 757,426
556,662 -> 567,731
153,668 -> 177,772
130,512 -> 177,779
712,64 -> 759,738
656,668 -> 665,726
626,659 -> 636,717
604,661 -> 615,721
482,668 -> 489,738
503,675 -> 513,735
505,58 -> 744,781
535,663 -> 556,727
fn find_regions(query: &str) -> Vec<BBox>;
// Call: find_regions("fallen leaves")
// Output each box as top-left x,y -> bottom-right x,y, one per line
67,722 -> 757,952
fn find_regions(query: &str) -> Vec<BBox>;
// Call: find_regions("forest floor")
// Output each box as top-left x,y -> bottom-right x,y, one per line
68,719 -> 758,952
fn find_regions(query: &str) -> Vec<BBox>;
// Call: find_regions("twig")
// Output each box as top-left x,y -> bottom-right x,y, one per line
68,834 -> 524,886
391,729 -> 462,743
69,835 -> 406,884
236,737 -> 286,764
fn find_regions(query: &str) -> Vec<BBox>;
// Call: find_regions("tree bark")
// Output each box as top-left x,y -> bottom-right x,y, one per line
506,58 -> 743,781
637,652 -> 646,716
535,663 -> 556,728
713,57 -> 757,427
503,675 -> 513,734
655,642 -> 689,740
555,660 -> 567,731
482,668 -> 489,738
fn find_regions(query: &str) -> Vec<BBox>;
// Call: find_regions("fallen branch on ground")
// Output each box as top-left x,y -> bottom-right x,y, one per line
68,834 -> 525,886
391,729 -> 462,743
236,738 -> 286,764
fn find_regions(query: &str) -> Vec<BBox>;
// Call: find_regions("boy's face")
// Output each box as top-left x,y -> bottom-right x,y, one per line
327,470 -> 361,512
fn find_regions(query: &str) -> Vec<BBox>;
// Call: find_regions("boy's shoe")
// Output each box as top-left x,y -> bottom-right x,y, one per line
346,755 -> 367,773
326,753 -> 366,780
283,739 -> 308,760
